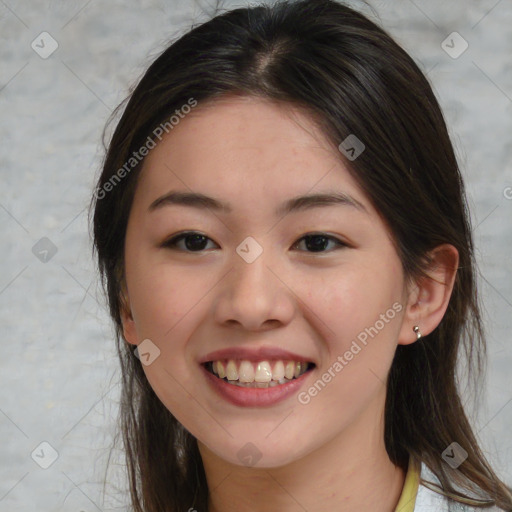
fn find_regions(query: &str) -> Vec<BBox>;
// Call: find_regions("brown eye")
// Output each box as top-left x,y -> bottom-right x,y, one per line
162,232 -> 218,252
293,233 -> 346,253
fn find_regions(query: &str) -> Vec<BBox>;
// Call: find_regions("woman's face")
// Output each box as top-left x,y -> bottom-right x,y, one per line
121,95 -> 412,468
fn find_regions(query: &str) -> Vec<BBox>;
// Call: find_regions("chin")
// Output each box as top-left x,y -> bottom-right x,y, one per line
200,436 -> 308,469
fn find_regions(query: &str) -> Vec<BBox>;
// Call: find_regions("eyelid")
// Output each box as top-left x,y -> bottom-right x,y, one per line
161,231 -> 218,249
292,232 -> 348,251
161,230 -> 349,253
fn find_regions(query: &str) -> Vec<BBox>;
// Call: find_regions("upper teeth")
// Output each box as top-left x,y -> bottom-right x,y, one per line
210,360 -> 310,382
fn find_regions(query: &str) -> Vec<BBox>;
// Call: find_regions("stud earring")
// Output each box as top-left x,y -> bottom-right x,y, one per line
413,326 -> 422,340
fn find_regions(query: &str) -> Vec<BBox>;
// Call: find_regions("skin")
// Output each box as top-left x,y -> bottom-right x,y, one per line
120,95 -> 459,511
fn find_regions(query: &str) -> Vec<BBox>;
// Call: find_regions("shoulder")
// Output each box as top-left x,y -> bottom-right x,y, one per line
414,462 -> 506,512
414,483 -> 504,511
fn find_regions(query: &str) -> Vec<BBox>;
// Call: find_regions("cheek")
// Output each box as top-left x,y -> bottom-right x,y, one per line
305,261 -> 403,348
291,264 -> 403,439
126,255 -> 206,339
125,260 -> 210,425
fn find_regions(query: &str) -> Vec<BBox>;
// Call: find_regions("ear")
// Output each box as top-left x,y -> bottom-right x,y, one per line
398,244 -> 459,346
119,282 -> 138,346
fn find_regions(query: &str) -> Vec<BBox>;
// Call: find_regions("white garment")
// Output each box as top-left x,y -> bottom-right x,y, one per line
414,462 -> 507,512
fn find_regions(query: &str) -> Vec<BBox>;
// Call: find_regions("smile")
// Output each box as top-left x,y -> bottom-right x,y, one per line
204,359 -> 314,388
201,358 -> 316,407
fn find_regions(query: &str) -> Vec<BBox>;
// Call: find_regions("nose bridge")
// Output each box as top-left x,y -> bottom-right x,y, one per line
231,237 -> 274,301
214,236 -> 293,330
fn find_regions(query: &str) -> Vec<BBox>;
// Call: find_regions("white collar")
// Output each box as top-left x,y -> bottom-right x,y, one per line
414,462 -> 504,511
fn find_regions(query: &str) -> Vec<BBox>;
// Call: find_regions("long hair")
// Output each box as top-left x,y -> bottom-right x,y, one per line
89,0 -> 512,510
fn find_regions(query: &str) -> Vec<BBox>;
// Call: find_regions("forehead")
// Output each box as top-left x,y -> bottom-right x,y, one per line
146,95 -> 336,162
134,95 -> 373,218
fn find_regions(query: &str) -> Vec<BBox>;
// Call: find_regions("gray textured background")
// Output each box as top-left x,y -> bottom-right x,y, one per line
1,0 -> 511,510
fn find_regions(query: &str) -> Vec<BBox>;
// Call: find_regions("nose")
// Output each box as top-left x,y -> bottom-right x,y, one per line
213,244 -> 295,332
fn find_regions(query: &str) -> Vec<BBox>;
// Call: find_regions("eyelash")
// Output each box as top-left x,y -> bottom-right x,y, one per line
161,231 -> 348,253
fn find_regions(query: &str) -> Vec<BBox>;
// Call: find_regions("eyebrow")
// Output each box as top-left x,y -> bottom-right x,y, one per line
148,189 -> 368,216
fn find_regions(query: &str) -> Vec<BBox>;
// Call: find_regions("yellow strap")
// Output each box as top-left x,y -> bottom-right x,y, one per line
394,456 -> 421,512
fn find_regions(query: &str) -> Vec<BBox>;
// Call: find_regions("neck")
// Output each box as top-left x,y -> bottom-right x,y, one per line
199,389 -> 406,512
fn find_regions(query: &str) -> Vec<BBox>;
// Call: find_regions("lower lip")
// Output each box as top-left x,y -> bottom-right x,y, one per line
201,364 -> 313,407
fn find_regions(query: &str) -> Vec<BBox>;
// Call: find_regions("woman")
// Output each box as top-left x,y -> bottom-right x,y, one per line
90,0 -> 512,510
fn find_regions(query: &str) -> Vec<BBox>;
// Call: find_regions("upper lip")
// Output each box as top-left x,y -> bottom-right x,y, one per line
198,346 -> 316,365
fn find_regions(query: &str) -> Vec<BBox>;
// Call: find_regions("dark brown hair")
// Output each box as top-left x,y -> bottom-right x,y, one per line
90,0 -> 512,510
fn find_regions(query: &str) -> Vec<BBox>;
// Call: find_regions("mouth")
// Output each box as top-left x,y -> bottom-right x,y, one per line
202,359 -> 316,388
